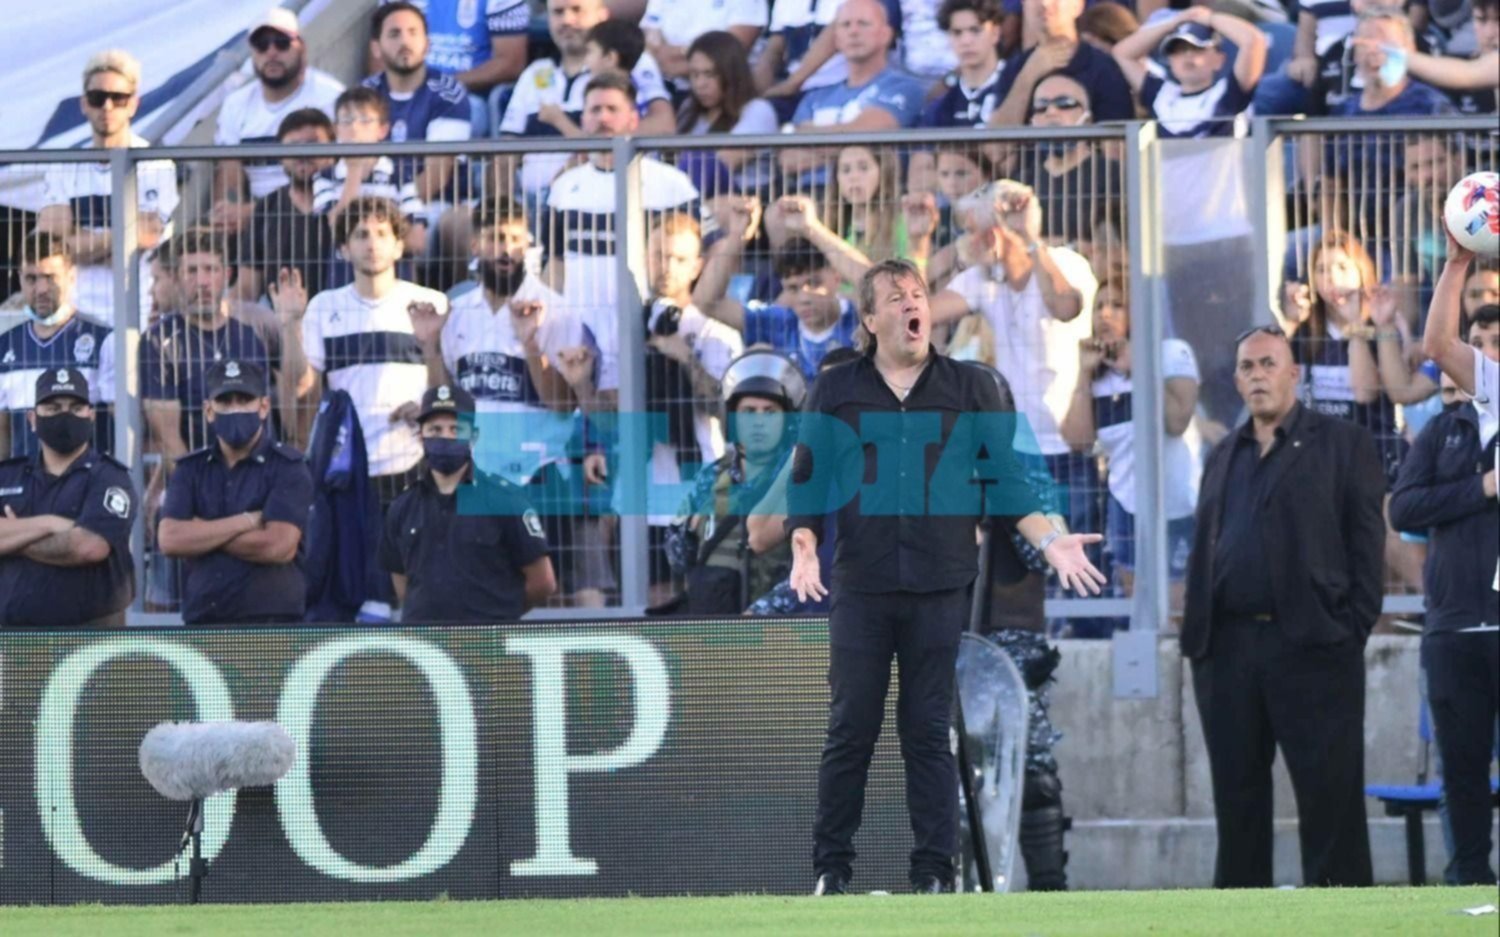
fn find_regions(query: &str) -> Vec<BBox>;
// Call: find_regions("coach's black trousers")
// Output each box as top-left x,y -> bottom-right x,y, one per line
1423,629 -> 1500,885
1191,616 -> 1373,888
814,586 -> 967,885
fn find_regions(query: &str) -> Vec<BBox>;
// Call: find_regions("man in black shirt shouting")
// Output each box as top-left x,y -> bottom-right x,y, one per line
787,259 -> 1104,895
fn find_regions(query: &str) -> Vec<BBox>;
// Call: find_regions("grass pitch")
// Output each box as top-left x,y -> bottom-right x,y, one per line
3,886 -> 1497,936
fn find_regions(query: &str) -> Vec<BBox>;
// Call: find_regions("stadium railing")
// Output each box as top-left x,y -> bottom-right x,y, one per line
0,115 -> 1492,696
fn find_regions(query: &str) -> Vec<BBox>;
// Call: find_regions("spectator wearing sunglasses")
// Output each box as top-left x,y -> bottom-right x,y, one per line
36,50 -> 178,330
1016,71 -> 1120,248
1112,8 -> 1267,139
212,7 -> 344,232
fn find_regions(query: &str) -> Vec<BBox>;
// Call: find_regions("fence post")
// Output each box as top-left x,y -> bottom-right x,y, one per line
1249,118 -> 1286,326
109,148 -> 145,618
1117,121 -> 1162,700
613,136 -> 649,613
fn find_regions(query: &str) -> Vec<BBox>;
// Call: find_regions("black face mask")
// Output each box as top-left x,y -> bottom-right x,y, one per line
34,411 -> 93,454
477,258 -> 526,298
213,412 -> 263,449
423,437 -> 472,475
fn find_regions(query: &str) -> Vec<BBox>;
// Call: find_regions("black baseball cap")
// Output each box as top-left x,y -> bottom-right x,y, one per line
35,367 -> 90,405
205,359 -> 268,400
416,383 -> 476,423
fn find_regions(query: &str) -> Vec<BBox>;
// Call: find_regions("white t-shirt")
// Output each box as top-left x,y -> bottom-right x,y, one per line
302,280 -> 449,477
547,158 -> 699,391
899,0 -> 958,79
500,55 -> 672,193
768,0 -> 849,91
214,69 -> 345,197
691,97 -> 780,135
441,276 -> 582,483
41,134 -> 178,327
947,246 -> 1098,455
1091,338 -> 1201,519
643,0 -> 770,88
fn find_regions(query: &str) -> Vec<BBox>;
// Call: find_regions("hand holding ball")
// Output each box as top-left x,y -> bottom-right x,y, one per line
1445,171 -> 1499,259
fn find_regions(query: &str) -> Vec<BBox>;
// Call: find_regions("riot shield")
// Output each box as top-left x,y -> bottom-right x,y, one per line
955,632 -> 1029,893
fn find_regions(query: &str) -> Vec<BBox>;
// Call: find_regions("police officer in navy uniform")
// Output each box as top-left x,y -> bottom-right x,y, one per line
0,368 -> 137,628
381,383 -> 557,622
157,360 -> 313,625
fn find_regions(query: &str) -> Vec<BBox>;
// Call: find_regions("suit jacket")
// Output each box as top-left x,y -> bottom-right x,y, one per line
1181,405 -> 1386,659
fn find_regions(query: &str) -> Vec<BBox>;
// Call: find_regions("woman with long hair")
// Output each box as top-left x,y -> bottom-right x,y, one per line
1295,230 -> 1423,590
675,31 -> 778,185
833,145 -> 908,265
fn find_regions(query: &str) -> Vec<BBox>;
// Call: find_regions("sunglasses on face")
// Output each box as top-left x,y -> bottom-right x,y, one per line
1032,96 -> 1083,113
250,31 -> 294,53
84,90 -> 133,109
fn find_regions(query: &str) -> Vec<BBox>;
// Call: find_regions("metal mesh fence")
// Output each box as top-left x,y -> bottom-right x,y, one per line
0,118 -> 1488,628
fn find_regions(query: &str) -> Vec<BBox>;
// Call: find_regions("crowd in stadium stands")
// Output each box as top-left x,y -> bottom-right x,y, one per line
0,0 -> 1496,630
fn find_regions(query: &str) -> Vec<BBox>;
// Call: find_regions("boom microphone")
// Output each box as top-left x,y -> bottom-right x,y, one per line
139,721 -> 297,801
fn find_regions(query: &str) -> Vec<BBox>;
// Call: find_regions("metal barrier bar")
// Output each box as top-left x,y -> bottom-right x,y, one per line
614,137 -> 650,614
108,149 -> 145,615
1119,121 -> 1163,699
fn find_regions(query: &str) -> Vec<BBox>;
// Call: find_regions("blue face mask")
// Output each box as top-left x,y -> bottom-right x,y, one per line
212,411 -> 263,450
24,304 -> 70,328
1377,45 -> 1408,87
423,437 -> 472,475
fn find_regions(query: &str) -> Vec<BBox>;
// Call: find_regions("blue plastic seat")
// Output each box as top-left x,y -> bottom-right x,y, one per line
1366,703 -> 1500,885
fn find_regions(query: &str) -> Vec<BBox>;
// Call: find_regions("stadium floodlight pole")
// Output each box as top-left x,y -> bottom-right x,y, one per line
613,135 -> 649,613
110,148 -> 145,618
1118,120 -> 1162,700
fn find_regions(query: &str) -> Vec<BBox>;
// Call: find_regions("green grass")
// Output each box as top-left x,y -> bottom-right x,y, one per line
3,887 -> 1498,936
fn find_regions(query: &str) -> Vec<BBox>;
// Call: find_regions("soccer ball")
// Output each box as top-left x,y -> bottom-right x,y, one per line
1443,171 -> 1500,258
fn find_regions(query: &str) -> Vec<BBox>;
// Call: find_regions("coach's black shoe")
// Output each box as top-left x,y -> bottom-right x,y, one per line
911,875 -> 953,894
813,873 -> 849,896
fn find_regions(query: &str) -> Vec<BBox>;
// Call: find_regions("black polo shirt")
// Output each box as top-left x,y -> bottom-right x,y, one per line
1213,404 -> 1304,619
0,446 -> 136,627
162,433 -> 313,624
787,352 -> 1043,595
380,469 -> 549,623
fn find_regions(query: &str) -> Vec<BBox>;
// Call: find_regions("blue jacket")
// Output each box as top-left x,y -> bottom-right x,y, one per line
1388,403 -> 1500,633
304,389 -> 384,621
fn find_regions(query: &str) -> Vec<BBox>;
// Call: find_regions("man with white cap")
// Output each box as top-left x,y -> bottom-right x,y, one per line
212,6 -> 345,231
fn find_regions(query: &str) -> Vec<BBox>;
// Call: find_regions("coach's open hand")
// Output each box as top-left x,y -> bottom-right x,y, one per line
1044,533 -> 1108,595
789,529 -> 827,603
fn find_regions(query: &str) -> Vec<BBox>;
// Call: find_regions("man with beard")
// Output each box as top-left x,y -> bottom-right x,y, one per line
0,235 -> 115,459
373,0 -> 530,92
435,199 -> 580,489
500,0 -> 675,203
364,3 -> 473,207
213,7 -> 344,233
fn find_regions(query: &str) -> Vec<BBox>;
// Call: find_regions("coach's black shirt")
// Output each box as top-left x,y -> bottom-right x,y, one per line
1213,404 -> 1303,618
786,352 -> 1042,595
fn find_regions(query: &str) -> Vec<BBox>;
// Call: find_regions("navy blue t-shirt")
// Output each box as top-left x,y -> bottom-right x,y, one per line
921,64 -> 1006,128
139,315 -> 271,452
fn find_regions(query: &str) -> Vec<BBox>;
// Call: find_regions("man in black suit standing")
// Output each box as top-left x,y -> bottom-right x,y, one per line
1183,325 -> 1386,888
